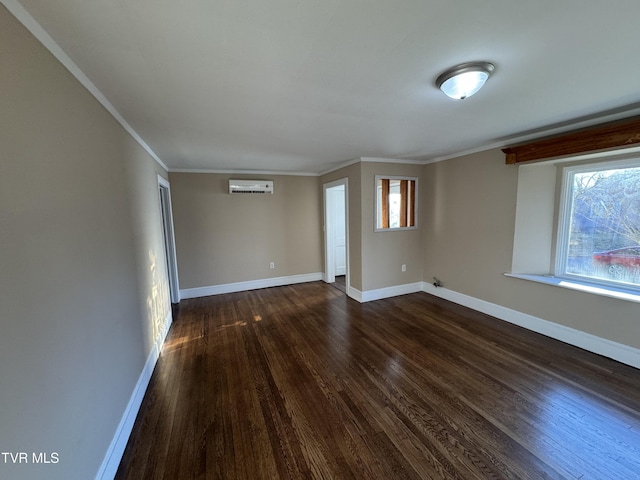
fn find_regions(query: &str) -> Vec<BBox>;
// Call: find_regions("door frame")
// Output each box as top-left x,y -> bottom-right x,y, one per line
157,175 -> 180,303
323,178 -> 349,289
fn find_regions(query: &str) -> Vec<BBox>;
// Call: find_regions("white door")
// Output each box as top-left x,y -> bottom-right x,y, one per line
324,179 -> 349,286
158,176 -> 180,303
331,187 -> 346,275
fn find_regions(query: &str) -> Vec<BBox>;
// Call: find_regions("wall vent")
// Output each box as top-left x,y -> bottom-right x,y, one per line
229,179 -> 274,194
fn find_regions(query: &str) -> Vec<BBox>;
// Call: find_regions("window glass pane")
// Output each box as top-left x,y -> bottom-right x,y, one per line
389,180 -> 401,228
376,183 -> 383,228
564,165 -> 640,288
375,176 -> 418,231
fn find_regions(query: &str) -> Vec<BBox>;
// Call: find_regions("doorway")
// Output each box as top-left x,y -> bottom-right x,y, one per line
324,178 -> 349,292
158,175 -> 180,304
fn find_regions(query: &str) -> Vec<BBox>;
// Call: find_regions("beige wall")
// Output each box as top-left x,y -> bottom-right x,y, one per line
124,145 -> 172,354
0,6 -> 170,480
2,4 -> 638,479
360,162 -> 423,291
320,161 -> 424,292
169,172 -> 323,289
321,162 -> 363,290
422,148 -> 640,350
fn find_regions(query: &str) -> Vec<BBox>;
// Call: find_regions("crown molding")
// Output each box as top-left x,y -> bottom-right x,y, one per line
421,105 -> 640,166
360,156 -> 425,164
7,0 -> 640,174
319,156 -> 427,176
2,0 -> 169,172
503,115 -> 640,164
168,168 -> 320,177
318,158 -> 362,176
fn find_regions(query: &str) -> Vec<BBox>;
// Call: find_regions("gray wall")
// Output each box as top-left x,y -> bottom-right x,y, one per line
169,172 -> 323,290
422,148 -> 640,350
0,6 -> 170,479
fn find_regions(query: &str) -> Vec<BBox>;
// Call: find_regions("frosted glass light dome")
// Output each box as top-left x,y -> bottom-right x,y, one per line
436,62 -> 495,100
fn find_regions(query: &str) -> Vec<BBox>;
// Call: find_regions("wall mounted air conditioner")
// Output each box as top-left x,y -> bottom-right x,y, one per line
229,179 -> 274,194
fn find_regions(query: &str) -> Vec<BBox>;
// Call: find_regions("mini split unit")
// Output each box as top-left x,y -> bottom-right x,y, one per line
228,179 -> 274,194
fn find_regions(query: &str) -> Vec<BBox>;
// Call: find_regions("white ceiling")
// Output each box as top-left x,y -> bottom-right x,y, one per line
8,0 -> 640,174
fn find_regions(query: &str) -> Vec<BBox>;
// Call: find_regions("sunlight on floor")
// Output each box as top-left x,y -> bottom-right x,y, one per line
530,383 -> 640,477
162,334 -> 201,354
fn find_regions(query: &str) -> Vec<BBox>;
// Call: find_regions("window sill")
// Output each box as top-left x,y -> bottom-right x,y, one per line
505,273 -> 640,304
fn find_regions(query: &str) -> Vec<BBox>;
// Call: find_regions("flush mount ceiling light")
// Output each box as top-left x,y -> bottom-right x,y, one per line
436,61 -> 495,100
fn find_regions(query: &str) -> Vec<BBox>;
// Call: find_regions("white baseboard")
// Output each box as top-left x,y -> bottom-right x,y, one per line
352,282 -> 423,303
180,272 -> 324,299
421,282 -> 640,370
95,309 -> 173,479
95,278 -> 639,480
348,286 -> 363,302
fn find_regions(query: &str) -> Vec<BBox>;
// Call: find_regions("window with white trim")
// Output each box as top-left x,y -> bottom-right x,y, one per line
374,176 -> 417,231
556,158 -> 640,290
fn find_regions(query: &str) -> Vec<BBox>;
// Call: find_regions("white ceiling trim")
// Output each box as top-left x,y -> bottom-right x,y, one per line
319,158 -> 363,176
8,0 -> 640,176
1,0 -> 169,172
169,168 -> 320,177
130,105 -> 640,174
172,156 -> 429,177
423,107 -> 640,166
1,0 -> 444,178
360,157 -> 425,165
318,157 -> 427,177
172,156 -> 431,178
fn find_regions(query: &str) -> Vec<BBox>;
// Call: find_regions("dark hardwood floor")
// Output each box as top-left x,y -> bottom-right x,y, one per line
332,275 -> 346,293
116,282 -> 640,479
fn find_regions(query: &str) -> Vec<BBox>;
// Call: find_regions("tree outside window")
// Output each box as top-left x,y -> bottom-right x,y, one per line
559,162 -> 640,288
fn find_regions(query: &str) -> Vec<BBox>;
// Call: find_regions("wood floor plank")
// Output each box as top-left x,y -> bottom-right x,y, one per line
116,282 -> 640,479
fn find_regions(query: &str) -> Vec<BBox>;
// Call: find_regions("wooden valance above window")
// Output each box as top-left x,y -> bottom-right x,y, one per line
502,116 -> 640,165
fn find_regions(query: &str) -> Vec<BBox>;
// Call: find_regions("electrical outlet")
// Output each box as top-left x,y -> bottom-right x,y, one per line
269,262 -> 275,269
401,264 -> 406,272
